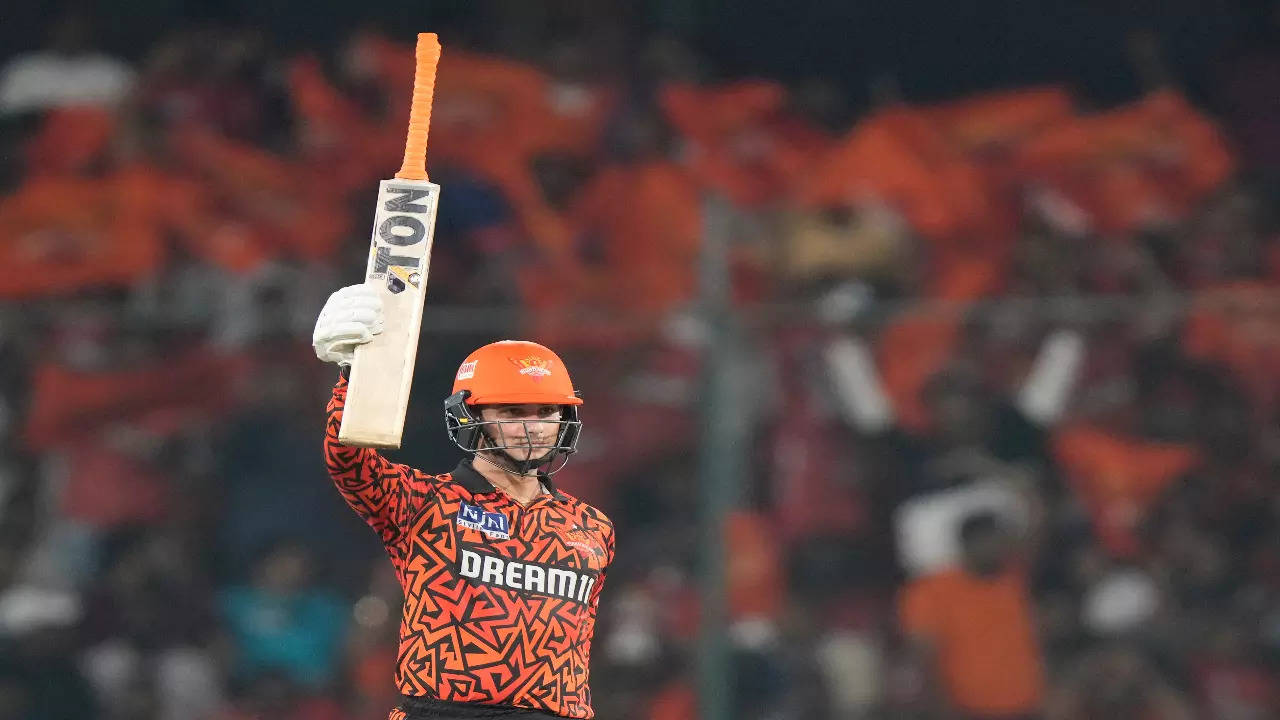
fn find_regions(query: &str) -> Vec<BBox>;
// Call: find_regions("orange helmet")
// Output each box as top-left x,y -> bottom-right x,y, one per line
451,340 -> 583,406
444,340 -> 582,474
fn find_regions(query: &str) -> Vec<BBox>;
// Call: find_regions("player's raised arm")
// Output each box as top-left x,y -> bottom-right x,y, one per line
314,284 -> 432,544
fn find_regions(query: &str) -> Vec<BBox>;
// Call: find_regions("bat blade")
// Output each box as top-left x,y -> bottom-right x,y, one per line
339,178 -> 440,448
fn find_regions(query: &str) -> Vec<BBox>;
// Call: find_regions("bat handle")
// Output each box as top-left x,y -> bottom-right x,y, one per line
397,33 -> 441,181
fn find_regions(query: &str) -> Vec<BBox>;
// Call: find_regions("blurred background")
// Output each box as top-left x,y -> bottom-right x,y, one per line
1,1 -> 1278,719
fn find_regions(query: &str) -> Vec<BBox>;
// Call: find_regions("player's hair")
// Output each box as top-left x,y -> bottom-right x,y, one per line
958,510 -> 1006,545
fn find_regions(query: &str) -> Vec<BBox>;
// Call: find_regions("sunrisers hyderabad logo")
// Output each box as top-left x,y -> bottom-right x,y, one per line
565,523 -> 607,563
510,356 -> 553,380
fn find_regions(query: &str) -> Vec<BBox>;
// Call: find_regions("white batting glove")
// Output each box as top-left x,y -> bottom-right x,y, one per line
313,284 -> 384,366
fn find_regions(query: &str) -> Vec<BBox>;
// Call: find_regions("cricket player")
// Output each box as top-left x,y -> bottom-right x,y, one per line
312,284 -> 615,720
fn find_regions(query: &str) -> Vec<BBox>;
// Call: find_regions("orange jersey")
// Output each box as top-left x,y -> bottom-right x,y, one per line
899,567 -> 1045,715
324,376 -> 614,718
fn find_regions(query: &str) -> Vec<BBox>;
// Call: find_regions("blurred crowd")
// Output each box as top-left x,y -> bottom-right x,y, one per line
1,5 -> 1279,720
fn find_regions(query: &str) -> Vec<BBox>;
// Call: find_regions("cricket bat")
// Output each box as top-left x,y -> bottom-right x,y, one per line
339,33 -> 442,448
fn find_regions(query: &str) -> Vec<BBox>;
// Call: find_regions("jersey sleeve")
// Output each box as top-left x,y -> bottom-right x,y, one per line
324,373 -> 435,546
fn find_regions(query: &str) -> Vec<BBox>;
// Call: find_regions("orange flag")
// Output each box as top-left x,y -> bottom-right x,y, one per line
1054,425 -> 1199,557
663,80 -> 829,207
0,170 -> 167,298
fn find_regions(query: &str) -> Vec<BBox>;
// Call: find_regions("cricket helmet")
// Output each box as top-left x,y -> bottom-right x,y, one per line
443,340 -> 582,474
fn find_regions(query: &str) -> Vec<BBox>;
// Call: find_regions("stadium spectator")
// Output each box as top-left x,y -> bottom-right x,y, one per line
80,528 -> 222,720
0,9 -> 134,115
219,540 -> 347,689
898,511 -> 1045,720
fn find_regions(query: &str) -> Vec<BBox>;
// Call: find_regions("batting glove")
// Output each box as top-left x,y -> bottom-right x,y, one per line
313,284 -> 385,366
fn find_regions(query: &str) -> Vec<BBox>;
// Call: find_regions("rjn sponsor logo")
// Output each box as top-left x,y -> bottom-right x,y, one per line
458,547 -> 597,604
457,502 -> 510,540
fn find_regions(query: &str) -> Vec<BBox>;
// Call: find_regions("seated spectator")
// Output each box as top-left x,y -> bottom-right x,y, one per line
219,540 -> 346,689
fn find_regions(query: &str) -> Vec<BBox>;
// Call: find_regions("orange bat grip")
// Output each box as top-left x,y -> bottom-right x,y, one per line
396,33 -> 441,181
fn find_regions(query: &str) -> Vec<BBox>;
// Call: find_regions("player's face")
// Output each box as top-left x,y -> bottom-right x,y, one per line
479,404 -> 563,460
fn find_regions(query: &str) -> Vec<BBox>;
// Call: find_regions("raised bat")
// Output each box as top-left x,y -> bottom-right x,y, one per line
339,33 -> 442,448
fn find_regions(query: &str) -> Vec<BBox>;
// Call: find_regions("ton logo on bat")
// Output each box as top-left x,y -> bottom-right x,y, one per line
372,186 -> 435,294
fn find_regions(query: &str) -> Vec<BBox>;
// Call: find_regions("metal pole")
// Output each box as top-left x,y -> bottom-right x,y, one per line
696,193 -> 737,720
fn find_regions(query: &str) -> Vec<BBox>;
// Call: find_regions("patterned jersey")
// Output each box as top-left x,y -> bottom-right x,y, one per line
324,377 -> 614,718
